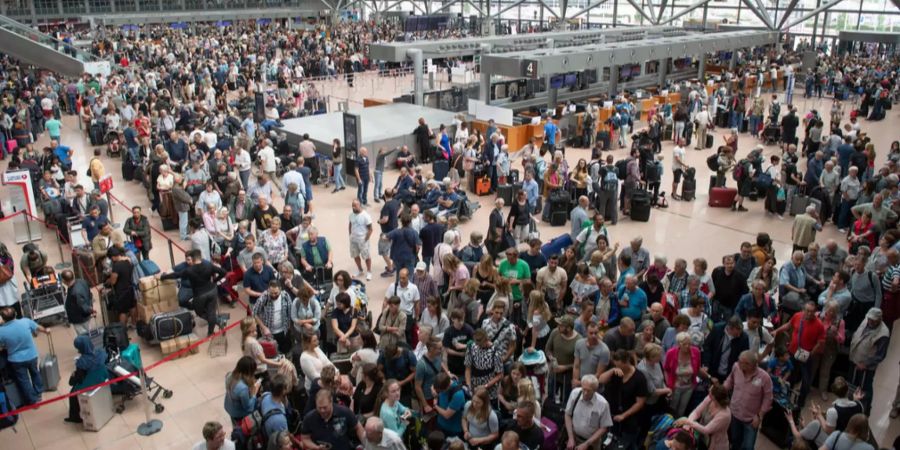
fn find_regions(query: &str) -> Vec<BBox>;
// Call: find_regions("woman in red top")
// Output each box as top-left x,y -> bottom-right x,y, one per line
849,210 -> 876,254
774,301 -> 825,407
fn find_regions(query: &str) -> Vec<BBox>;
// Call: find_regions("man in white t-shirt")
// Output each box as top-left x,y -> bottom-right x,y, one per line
192,421 -> 235,450
257,139 -> 277,180
363,417 -> 405,450
233,146 -> 253,189
536,254 -> 569,311
386,268 -> 421,319
349,199 -> 374,280
671,139 -> 690,200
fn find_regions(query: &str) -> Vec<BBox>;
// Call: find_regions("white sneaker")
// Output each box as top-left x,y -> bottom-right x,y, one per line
353,271 -> 364,278
366,272 -> 372,281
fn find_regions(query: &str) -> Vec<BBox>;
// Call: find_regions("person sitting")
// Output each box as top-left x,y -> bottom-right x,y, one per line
420,180 -> 443,210
434,183 -> 462,217
395,145 -> 416,169
298,226 -> 333,276
394,167 -> 417,204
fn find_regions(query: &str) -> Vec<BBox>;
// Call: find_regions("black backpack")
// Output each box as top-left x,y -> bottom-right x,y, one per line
615,159 -> 629,179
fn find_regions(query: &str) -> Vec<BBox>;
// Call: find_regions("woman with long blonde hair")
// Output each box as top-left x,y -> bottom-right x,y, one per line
240,316 -> 283,376
516,378 -> 541,420
462,387 -> 500,450
526,290 -> 552,352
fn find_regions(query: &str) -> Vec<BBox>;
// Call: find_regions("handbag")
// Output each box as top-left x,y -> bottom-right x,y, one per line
777,187 -> 786,202
794,319 -> 811,362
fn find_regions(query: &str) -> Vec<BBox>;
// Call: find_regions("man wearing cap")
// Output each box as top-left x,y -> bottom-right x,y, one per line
848,307 -> 890,414
87,189 -> 110,219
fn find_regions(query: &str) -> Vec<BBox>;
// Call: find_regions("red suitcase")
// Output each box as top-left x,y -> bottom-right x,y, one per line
709,187 -> 737,208
259,337 -> 278,358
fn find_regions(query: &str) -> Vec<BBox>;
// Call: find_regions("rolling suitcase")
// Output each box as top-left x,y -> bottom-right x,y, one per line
433,160 -> 450,181
161,217 -> 178,231
684,122 -> 693,146
540,417 -> 559,450
741,117 -> 749,133
497,184 -> 514,204
122,160 -> 134,182
709,187 -> 738,207
790,194 -> 810,216
682,178 -> 697,201
509,169 -> 520,184
40,334 -> 60,392
630,189 -> 652,222
150,308 -> 195,342
705,133 -> 714,149
540,234 -> 574,258
550,211 -> 567,226
475,177 -> 491,196
72,246 -> 99,286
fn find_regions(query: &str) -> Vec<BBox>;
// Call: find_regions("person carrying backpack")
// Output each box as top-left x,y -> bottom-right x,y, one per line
596,155 -> 619,225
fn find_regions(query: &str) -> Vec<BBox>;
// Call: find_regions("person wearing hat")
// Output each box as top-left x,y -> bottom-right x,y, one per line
848,307 -> 890,414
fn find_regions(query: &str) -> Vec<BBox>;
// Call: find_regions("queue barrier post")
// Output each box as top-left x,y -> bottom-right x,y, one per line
54,224 -> 71,270
167,240 -> 175,269
136,368 -> 163,436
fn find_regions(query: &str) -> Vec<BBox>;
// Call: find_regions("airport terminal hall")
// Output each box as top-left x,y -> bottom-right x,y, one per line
3,1 -> 900,449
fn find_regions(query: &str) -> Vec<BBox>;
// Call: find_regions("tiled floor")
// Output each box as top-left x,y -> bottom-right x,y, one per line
1,82 -> 898,448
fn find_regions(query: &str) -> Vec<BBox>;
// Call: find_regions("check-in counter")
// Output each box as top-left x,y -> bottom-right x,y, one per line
363,98 -> 393,107
471,119 -> 547,153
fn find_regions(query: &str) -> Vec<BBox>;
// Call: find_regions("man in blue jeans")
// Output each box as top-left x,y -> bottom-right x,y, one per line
0,307 -> 51,405
355,147 -> 370,206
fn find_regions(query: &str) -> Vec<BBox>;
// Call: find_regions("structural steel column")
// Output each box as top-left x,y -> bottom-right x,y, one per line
546,38 -> 557,109
407,49 -> 425,106
658,58 -> 667,88
612,0 -> 617,27
480,44 -> 492,104
610,65 -> 619,96
698,53 -> 706,79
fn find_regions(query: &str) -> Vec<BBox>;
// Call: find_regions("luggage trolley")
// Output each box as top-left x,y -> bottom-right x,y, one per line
22,270 -> 68,326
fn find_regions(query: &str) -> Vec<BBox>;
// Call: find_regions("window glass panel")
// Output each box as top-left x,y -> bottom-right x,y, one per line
115,0 -> 137,11
62,0 -> 85,13
34,0 -> 58,15
89,0 -> 111,13
138,0 -> 159,11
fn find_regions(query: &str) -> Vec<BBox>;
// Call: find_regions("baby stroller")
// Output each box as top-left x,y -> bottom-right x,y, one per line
762,121 -> 781,146
22,268 -> 67,326
106,344 -> 172,414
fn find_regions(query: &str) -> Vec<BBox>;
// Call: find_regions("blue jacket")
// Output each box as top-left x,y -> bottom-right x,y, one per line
223,375 -> 257,420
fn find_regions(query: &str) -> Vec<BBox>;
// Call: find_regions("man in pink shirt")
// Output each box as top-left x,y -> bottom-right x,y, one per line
724,350 -> 773,450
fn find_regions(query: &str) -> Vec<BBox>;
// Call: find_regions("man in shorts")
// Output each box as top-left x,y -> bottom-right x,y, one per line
348,199 -> 373,281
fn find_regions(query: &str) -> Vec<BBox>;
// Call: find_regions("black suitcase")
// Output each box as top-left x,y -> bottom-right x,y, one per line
161,217 -> 178,231
122,160 -> 135,181
90,123 -> 104,146
550,211 -> 567,226
760,403 -> 792,449
150,307 -> 195,342
682,178 -> 697,201
741,117 -> 749,133
497,184 -> 514,204
630,202 -> 651,222
705,133 -> 714,149
103,323 -> 130,351
684,122 -> 693,146
433,160 -> 450,181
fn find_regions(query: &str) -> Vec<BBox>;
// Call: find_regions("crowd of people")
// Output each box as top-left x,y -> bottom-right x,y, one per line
0,18 -> 900,450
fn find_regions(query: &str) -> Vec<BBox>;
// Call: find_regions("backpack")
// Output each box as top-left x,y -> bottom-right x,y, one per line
733,160 -> 749,181
647,414 -> 676,447
706,154 -> 719,172
615,159 -> 629,180
238,407 -> 283,449
0,389 -> 18,431
599,166 -> 619,191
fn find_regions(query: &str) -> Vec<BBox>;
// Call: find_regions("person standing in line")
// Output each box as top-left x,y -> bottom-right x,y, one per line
61,269 -> 94,335
723,350 -> 773,450
356,147 -> 371,207
847,307 -> 890,414
349,199 -> 374,281
0,306 -> 51,405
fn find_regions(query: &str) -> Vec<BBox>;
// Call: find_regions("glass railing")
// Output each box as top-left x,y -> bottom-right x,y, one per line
0,15 -> 102,63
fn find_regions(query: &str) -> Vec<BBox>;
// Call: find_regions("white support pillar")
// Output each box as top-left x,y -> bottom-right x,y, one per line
407,49 -> 425,106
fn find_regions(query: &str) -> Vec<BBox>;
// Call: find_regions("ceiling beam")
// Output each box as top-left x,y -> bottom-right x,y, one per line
782,0 -> 846,29
536,0 -> 561,18
776,0 -> 801,29
567,0 -> 612,18
625,0 -> 657,24
656,0 -> 669,24
496,0 -> 529,17
658,0 -> 714,25
741,0 -> 775,29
